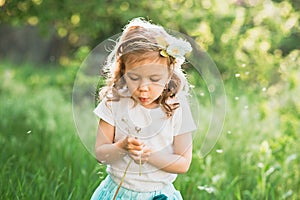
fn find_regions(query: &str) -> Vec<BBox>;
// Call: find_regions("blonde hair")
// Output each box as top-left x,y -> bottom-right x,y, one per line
100,18 -> 190,117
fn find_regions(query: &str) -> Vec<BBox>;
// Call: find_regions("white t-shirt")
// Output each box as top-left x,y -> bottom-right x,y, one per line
94,95 -> 196,192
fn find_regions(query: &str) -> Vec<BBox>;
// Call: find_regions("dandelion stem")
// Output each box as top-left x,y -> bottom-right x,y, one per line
113,159 -> 133,200
139,156 -> 142,176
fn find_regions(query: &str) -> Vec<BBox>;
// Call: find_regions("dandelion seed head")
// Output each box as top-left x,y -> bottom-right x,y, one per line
265,166 -> 276,177
286,154 -> 297,163
257,162 -> 264,168
282,190 -> 293,199
208,84 -> 215,92
135,126 -> 141,133
216,149 -> 223,154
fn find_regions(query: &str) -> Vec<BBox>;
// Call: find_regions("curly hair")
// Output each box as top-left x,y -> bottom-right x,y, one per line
99,18 -> 188,117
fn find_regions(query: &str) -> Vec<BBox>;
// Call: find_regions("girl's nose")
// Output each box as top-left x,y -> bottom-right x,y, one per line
138,81 -> 150,92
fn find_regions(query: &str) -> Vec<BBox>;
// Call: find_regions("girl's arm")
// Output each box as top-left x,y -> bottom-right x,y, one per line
147,132 -> 193,174
95,119 -> 124,164
95,119 -> 147,164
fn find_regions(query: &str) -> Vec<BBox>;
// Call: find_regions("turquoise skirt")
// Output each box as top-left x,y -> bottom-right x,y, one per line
90,175 -> 183,200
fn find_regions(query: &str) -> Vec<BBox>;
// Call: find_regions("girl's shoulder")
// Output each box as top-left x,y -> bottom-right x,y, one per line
100,96 -> 133,109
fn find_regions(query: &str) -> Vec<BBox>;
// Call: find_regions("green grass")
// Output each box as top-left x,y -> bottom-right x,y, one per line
0,62 -> 299,199
175,95 -> 300,199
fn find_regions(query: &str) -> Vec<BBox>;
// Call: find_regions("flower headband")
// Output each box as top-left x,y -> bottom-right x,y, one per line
156,35 -> 192,61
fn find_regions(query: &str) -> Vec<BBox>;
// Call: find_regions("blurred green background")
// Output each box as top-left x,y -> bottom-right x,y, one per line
0,0 -> 299,199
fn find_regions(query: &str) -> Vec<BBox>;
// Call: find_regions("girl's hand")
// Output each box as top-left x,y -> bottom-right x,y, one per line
120,137 -> 151,164
130,145 -> 151,165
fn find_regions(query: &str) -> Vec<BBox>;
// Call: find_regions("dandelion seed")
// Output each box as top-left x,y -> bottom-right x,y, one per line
245,71 -> 250,75
216,149 -> 223,154
212,173 -> 225,183
260,141 -> 271,154
235,73 -> 241,77
197,185 -> 216,194
198,186 -> 206,190
26,130 -> 32,134
286,154 -> 297,164
227,130 -> 232,134
265,166 -> 276,177
200,92 -> 205,96
241,63 -> 246,67
135,127 -> 141,133
205,187 -> 215,194
257,162 -> 264,168
282,190 -> 293,199
235,96 -> 239,101
262,87 -> 267,92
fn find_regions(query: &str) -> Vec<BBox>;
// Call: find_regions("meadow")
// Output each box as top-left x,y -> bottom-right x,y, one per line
1,0 -> 300,199
0,57 -> 299,199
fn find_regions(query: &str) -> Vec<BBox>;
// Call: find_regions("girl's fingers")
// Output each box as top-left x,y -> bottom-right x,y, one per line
126,138 -> 144,151
129,150 -> 143,156
128,137 -> 144,146
127,143 -> 144,151
142,147 -> 151,154
129,148 -> 151,164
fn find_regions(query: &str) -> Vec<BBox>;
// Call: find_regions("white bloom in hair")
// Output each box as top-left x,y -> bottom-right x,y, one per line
166,37 -> 192,59
166,45 -> 181,58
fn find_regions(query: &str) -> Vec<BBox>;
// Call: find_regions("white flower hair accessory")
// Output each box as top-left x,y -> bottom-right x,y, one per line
157,35 -> 192,60
156,34 -> 192,95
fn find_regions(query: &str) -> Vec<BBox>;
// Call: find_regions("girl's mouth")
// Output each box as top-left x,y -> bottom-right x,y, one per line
139,97 -> 148,103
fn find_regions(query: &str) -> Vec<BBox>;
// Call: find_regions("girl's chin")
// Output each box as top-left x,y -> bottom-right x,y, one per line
140,102 -> 160,109
138,99 -> 157,108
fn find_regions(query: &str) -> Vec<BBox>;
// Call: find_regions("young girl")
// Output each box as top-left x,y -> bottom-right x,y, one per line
91,18 -> 196,200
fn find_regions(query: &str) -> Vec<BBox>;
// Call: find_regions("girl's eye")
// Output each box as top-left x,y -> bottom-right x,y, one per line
128,75 -> 139,81
150,76 -> 162,82
150,77 -> 161,82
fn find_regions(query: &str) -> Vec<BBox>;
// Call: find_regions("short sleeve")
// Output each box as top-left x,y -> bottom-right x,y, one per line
173,95 -> 197,136
93,99 -> 115,126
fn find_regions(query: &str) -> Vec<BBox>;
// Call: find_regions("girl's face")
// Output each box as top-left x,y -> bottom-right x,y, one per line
124,58 -> 170,109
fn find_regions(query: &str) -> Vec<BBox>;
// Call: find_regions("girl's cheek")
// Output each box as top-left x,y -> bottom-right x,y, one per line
127,84 -> 137,93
